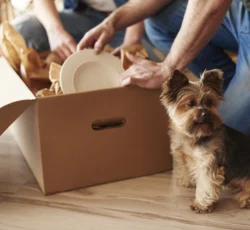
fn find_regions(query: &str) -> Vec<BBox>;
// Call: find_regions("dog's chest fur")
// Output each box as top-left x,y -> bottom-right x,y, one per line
169,123 -> 250,185
169,124 -> 224,180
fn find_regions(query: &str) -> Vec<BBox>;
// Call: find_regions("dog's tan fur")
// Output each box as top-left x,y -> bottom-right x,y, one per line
160,69 -> 250,213
230,179 -> 250,208
169,121 -> 225,213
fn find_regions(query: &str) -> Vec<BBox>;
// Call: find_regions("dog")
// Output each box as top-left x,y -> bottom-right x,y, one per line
160,69 -> 250,213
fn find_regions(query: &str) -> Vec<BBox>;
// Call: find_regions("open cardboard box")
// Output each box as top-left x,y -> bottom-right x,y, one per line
0,56 -> 172,195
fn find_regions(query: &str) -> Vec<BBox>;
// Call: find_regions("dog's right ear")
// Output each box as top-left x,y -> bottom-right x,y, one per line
201,69 -> 224,96
161,70 -> 189,102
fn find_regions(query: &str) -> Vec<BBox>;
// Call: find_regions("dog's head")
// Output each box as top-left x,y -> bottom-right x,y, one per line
160,69 -> 224,138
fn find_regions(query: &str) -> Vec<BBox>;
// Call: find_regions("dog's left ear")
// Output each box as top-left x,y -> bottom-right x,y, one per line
162,70 -> 189,91
161,70 -> 189,103
201,69 -> 224,95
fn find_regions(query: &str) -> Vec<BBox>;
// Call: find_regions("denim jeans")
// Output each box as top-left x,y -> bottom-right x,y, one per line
12,6 -> 159,61
145,0 -> 250,135
12,7 -> 125,51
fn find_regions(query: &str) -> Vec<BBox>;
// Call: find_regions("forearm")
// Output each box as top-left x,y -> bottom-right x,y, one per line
163,0 -> 232,73
105,0 -> 172,31
34,0 -> 63,32
123,21 -> 144,45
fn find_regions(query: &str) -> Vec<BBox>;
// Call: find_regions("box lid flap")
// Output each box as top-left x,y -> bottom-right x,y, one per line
0,57 -> 35,135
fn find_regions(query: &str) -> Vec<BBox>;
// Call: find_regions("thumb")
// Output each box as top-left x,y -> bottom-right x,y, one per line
111,46 -> 121,57
125,52 -> 144,65
67,37 -> 77,53
77,34 -> 92,51
122,76 -> 147,88
94,32 -> 110,54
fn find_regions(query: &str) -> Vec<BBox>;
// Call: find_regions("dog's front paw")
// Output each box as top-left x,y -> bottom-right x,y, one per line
190,200 -> 214,214
239,198 -> 250,208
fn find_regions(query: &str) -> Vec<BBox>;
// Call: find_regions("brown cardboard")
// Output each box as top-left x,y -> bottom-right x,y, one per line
0,58 -> 34,135
0,56 -> 172,195
10,103 -> 45,191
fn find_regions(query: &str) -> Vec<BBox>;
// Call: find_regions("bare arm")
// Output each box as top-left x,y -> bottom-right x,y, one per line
163,0 -> 232,74
107,0 -> 172,30
121,0 -> 232,89
33,0 -> 76,60
123,21 -> 145,45
34,0 -> 63,31
77,0 -> 172,52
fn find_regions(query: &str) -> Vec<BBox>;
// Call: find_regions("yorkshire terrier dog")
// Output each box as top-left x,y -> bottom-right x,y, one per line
160,69 -> 250,213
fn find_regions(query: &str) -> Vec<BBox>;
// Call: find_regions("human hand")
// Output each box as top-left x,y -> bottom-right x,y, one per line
47,27 -> 76,60
77,22 -> 115,54
121,52 -> 171,89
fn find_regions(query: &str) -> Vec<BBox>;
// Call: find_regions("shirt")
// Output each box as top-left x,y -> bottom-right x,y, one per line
83,0 -> 117,12
63,0 -> 127,11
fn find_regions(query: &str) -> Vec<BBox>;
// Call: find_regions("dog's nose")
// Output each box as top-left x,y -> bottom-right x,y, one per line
201,111 -> 211,122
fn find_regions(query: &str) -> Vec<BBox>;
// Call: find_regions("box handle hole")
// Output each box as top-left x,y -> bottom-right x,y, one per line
92,117 -> 126,131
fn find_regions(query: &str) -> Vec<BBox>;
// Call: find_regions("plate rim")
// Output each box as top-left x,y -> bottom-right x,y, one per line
60,49 -> 124,94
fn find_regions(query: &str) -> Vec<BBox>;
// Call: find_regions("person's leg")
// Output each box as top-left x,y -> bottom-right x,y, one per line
144,0 -> 237,91
11,8 -> 125,52
145,0 -> 250,135
11,10 -> 97,52
218,0 -> 250,135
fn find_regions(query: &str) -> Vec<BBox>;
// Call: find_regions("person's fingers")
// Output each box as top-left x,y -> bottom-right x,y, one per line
67,38 -> 77,53
111,47 -> 121,56
120,65 -> 150,81
61,44 -> 72,58
90,39 -> 96,48
126,52 -> 159,72
121,76 -> 148,88
77,32 -> 94,51
120,67 -> 134,81
121,77 -> 131,87
55,48 -> 67,61
94,32 -> 110,54
121,65 -> 153,87
125,52 -> 145,65
121,70 -> 147,81
130,76 -> 146,86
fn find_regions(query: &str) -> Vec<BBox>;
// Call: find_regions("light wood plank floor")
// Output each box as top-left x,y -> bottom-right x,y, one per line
0,129 -> 249,230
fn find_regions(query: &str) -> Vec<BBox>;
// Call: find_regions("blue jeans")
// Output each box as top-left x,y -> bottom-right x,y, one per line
12,7 -> 159,61
12,8 -> 125,51
145,0 -> 250,135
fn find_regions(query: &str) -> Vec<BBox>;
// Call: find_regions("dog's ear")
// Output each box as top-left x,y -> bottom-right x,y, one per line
163,70 -> 189,90
201,69 -> 224,95
161,70 -> 189,102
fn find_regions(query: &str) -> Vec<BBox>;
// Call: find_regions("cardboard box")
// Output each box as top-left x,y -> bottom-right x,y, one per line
0,57 -> 172,195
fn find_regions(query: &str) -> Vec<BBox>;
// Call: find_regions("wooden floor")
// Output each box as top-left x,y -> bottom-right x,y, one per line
0,130 -> 249,230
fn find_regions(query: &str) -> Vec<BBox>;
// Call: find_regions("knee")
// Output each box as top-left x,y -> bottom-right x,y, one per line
144,0 -> 186,50
11,14 -> 49,51
145,0 -> 186,32
144,18 -> 164,46
144,17 -> 172,53
12,15 -> 42,39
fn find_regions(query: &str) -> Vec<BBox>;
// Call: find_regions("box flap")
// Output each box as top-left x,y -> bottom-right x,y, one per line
0,57 -> 35,135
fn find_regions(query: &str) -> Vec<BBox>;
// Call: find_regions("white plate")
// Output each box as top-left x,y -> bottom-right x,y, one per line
60,49 -> 124,94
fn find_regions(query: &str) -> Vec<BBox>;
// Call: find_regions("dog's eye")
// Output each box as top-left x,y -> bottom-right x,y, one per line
187,100 -> 196,107
206,98 -> 213,107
